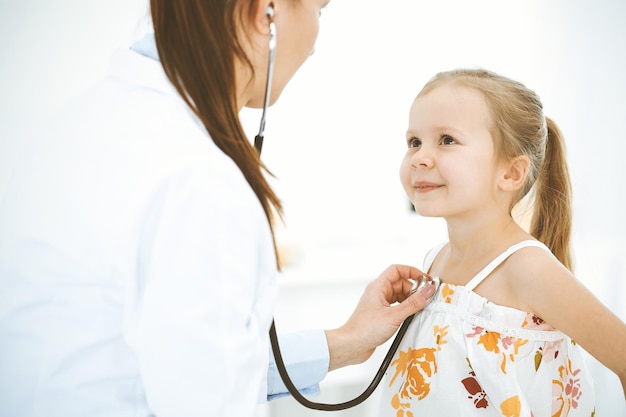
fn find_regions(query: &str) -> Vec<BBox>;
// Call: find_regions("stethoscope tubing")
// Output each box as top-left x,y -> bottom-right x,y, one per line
254,20 -> 276,153
268,276 -> 439,411
269,314 -> 417,411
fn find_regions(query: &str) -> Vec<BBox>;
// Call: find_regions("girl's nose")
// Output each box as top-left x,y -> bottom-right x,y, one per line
411,148 -> 434,168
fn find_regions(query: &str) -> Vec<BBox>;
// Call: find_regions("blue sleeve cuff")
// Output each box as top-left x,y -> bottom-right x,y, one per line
266,329 -> 329,401
267,385 -> 321,401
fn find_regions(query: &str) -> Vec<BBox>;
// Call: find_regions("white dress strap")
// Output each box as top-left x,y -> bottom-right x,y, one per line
423,241 -> 447,272
465,240 -> 549,291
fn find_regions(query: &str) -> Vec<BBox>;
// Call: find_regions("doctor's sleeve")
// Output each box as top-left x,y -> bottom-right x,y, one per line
265,329 -> 329,401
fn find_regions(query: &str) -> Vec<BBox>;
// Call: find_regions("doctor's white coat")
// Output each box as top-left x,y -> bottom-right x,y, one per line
0,46 -> 279,417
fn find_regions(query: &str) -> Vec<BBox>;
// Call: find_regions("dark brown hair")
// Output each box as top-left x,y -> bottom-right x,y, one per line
150,0 -> 283,267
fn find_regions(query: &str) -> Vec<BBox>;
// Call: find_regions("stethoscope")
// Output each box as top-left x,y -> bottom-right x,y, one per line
254,7 -> 441,411
269,275 -> 439,411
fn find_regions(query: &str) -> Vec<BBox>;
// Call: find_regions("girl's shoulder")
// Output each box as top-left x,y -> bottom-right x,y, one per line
503,242 -> 564,280
501,241 -> 576,317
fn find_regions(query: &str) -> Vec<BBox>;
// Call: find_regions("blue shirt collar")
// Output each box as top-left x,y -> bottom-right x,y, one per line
130,33 -> 159,61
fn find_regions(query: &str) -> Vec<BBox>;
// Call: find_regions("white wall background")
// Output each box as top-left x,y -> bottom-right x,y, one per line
1,0 -> 624,415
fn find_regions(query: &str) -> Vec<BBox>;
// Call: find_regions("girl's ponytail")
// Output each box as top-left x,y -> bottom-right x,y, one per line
530,118 -> 573,270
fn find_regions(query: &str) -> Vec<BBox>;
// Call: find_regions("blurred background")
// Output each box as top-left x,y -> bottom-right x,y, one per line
1,0 -> 624,415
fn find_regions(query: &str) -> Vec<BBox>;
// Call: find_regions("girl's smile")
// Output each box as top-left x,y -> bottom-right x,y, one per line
412,181 -> 444,193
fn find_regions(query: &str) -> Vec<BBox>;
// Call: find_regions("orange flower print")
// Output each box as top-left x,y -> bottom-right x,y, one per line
390,392 -> 412,417
500,395 -> 535,417
505,338 -> 529,368
389,347 -> 437,416
441,283 -> 455,303
552,358 -> 583,416
478,331 -> 501,354
389,325 -> 448,416
389,347 -> 437,400
433,325 -> 449,350
471,328 -> 528,374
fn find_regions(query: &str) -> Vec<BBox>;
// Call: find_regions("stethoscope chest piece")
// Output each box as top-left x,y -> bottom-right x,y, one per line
409,274 -> 441,305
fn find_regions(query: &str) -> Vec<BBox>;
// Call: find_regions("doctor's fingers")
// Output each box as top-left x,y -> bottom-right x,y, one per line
373,264 -> 427,303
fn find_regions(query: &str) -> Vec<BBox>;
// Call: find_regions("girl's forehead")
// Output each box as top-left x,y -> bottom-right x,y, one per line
408,83 -> 496,143
411,84 -> 491,121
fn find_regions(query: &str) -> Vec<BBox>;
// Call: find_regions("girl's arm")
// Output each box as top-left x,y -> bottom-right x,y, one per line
510,247 -> 626,400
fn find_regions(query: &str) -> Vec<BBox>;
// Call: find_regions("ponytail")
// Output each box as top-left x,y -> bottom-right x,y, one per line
530,118 -> 573,270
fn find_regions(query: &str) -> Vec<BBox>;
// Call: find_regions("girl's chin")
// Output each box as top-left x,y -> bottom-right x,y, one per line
411,202 -> 438,217
413,208 -> 440,218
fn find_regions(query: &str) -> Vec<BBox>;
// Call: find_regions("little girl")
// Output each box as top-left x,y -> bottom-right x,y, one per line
380,69 -> 626,416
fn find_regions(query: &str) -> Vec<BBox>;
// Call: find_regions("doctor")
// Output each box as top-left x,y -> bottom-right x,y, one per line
0,0 -> 435,416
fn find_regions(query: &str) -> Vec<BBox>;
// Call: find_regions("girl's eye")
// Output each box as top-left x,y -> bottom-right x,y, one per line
407,137 -> 422,148
440,134 -> 457,145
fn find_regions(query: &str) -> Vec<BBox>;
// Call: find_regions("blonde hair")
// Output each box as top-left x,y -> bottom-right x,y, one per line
419,69 -> 573,270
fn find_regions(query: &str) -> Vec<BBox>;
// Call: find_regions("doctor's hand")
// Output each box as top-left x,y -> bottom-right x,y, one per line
324,264 -> 436,371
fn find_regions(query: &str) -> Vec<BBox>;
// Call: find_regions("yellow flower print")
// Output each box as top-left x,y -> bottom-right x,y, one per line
389,324 -> 451,415
478,331 -> 501,354
506,337 -> 529,362
472,330 -> 529,374
389,347 -> 437,401
390,393 -> 412,417
441,283 -> 455,303
500,396 -> 523,417
389,344 -> 439,416
433,325 -> 449,350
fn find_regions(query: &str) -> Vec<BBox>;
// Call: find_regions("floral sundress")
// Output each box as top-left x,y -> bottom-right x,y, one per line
380,240 -> 595,417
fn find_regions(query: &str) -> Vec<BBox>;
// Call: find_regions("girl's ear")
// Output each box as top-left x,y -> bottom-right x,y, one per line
499,155 -> 530,192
